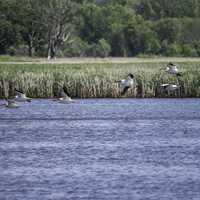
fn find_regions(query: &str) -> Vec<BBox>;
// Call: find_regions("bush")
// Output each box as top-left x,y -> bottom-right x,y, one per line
144,38 -> 161,55
181,44 -> 198,57
86,39 -> 111,57
7,46 -> 16,56
62,37 -> 90,57
55,49 -> 65,58
7,45 -> 29,56
193,42 -> 200,56
165,43 -> 182,56
95,39 -> 111,57
35,44 -> 48,57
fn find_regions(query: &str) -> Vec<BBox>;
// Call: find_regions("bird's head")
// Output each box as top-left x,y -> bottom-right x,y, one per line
168,62 -> 174,66
128,73 -> 134,79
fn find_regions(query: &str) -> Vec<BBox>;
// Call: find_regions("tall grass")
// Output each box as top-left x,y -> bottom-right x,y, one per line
0,62 -> 200,98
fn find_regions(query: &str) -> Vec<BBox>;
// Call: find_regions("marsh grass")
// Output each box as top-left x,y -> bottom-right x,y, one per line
0,62 -> 200,98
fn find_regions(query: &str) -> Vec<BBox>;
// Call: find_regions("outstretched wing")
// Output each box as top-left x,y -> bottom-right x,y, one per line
121,86 -> 130,95
15,89 -> 24,97
59,87 -> 71,98
63,86 -> 71,97
160,84 -> 169,89
59,88 -> 67,98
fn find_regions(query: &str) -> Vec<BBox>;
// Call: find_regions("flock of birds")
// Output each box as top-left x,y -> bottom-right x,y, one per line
117,62 -> 182,96
160,62 -> 182,93
1,85 -> 74,108
0,62 -> 182,108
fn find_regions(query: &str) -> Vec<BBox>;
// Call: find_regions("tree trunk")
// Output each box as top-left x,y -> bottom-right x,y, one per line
47,42 -> 51,60
47,39 -> 56,60
28,40 -> 33,57
28,34 -> 34,57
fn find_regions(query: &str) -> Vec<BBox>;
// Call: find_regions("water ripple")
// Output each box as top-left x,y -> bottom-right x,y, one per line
0,99 -> 200,200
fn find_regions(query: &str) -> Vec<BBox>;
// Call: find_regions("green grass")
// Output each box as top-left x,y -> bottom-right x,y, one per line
0,60 -> 200,98
0,55 -> 36,62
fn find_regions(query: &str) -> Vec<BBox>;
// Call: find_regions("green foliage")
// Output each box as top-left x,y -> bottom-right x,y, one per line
165,43 -> 182,56
90,39 -> 111,57
96,39 -> 111,57
1,0 -> 200,57
181,44 -> 198,57
7,45 -> 29,56
62,37 -> 90,57
136,0 -> 200,19
154,18 -> 182,43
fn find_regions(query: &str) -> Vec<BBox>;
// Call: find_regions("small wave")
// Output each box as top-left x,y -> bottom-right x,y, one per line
0,117 -> 199,121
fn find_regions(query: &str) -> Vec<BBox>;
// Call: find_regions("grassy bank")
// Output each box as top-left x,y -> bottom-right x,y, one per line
0,59 -> 200,98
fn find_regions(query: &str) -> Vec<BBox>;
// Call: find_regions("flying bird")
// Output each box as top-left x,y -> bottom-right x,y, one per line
55,85 -> 74,103
15,89 -> 32,102
160,84 -> 180,95
116,73 -> 135,95
165,62 -> 182,76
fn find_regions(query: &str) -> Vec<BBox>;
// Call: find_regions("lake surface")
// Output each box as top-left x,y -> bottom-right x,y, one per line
0,99 -> 200,200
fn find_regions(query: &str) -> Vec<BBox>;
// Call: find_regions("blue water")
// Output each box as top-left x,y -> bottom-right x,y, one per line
0,99 -> 200,200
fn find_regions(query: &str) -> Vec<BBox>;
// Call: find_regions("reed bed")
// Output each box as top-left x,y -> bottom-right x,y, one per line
0,62 -> 200,98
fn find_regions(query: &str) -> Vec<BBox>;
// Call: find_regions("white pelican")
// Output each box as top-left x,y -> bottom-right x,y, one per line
15,89 -> 31,102
116,73 -> 135,95
165,63 -> 182,76
160,84 -> 180,95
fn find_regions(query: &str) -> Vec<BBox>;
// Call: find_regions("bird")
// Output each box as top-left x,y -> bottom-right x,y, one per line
160,84 -> 180,95
165,62 -> 182,76
116,73 -> 135,95
5,98 -> 19,108
55,85 -> 74,103
14,89 -> 32,102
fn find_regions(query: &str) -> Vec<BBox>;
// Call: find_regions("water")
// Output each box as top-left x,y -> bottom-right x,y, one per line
0,99 -> 200,200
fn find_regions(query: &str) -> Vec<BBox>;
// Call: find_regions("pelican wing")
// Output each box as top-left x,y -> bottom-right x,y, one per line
63,86 -> 71,97
170,84 -> 180,89
121,86 -> 130,95
15,89 -> 25,97
160,84 -> 170,90
120,79 -> 130,87
59,87 -> 71,99
160,84 -> 170,87
59,89 -> 67,98
165,66 -> 170,71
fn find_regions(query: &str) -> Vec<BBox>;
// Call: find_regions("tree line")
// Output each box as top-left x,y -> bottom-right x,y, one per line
1,0 -> 200,59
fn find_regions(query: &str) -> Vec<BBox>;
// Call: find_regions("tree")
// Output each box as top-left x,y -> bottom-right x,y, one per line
136,0 -> 200,20
40,0 -> 78,59
1,0 -> 200,57
154,18 -> 182,43
79,4 -> 107,43
0,0 -> 22,54
15,0 -> 46,57
90,38 -> 111,57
